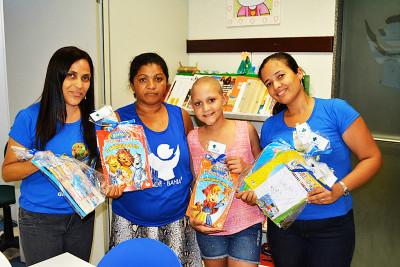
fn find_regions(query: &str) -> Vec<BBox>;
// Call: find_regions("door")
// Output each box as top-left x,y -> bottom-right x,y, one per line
339,0 -> 400,266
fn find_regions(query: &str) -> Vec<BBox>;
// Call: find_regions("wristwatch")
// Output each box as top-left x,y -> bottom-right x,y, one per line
339,181 -> 349,196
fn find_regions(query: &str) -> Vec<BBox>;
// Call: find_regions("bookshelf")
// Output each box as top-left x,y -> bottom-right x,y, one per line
164,73 -> 277,122
186,109 -> 269,122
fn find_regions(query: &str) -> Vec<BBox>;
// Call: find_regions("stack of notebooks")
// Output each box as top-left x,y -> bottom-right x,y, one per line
163,73 -> 277,116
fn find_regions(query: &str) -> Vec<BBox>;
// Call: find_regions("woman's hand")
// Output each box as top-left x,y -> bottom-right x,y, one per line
226,156 -> 248,174
307,183 -> 343,205
2,137 -> 40,182
236,189 -> 258,206
106,185 -> 123,198
189,217 -> 226,235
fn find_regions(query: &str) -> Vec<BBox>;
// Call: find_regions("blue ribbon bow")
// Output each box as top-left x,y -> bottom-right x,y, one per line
277,138 -> 332,158
291,164 -> 332,191
106,119 -> 136,132
205,154 -> 226,165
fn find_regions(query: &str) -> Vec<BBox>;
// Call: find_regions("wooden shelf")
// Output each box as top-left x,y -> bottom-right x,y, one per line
186,109 -> 270,122
187,36 -> 334,53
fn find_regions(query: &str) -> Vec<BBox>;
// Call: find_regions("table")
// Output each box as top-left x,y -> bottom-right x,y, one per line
31,253 -> 95,267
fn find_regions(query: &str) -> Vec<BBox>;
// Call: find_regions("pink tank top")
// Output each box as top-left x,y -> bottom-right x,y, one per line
187,120 -> 264,235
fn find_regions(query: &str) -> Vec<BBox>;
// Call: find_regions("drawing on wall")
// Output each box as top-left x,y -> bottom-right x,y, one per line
365,14 -> 400,89
227,0 -> 280,27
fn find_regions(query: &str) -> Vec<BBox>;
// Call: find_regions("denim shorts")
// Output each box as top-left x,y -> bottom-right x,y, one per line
196,223 -> 262,264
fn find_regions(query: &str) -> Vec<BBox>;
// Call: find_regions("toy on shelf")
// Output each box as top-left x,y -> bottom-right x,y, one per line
237,52 -> 255,75
177,61 -> 198,74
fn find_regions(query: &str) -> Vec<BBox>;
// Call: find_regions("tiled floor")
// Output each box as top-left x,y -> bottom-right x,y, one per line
3,247 -> 25,267
1,217 -> 26,267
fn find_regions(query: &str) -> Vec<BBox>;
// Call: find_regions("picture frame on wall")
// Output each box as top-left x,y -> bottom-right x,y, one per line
226,0 -> 281,27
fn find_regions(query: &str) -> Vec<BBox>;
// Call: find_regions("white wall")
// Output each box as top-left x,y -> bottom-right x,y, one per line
0,0 -> 10,183
104,0 -> 189,110
3,0 -> 105,264
187,0 -> 336,100
4,0 -> 101,124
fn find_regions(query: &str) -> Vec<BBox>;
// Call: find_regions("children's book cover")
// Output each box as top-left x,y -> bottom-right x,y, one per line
223,75 -> 248,112
97,125 -> 153,192
186,154 -> 238,229
32,155 -> 105,218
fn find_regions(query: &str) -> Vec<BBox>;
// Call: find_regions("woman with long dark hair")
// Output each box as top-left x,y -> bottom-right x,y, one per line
258,52 -> 382,267
2,46 -> 99,265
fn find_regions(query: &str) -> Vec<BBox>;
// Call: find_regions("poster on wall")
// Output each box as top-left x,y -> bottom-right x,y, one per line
227,0 -> 281,27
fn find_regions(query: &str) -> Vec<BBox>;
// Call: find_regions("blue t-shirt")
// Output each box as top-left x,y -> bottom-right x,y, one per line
260,98 -> 360,220
9,102 -> 97,214
113,102 -> 193,226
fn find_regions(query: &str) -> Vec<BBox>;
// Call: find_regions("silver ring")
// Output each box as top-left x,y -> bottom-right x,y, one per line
321,198 -> 325,201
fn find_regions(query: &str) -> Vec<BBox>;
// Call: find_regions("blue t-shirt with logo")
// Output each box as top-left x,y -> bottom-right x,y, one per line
113,102 -> 193,226
9,102 -> 97,214
260,98 -> 360,220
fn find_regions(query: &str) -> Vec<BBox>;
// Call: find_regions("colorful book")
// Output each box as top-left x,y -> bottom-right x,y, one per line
165,74 -> 195,106
237,77 -> 266,114
97,124 -> 153,192
32,153 -> 106,218
224,75 -> 248,112
186,154 -> 238,229
218,75 -> 237,100
242,148 -> 323,229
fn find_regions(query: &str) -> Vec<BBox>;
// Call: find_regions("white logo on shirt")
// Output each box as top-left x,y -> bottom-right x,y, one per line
148,144 -> 180,181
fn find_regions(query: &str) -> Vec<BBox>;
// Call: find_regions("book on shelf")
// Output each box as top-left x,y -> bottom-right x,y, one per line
236,76 -> 266,114
165,73 -> 276,117
224,75 -> 246,112
165,74 -> 196,107
186,153 -> 238,230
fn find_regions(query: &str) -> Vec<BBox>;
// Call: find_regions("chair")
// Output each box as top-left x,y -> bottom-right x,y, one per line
98,238 -> 182,267
0,185 -> 19,252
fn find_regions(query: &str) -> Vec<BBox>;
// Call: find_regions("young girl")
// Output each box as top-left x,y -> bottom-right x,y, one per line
188,76 -> 265,267
258,52 -> 382,267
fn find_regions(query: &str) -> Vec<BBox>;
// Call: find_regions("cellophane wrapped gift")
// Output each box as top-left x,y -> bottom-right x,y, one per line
239,141 -> 330,229
186,153 -> 238,230
12,146 -> 107,218
96,120 -> 153,192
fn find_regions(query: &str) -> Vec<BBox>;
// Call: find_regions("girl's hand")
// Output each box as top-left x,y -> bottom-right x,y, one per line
307,183 -> 342,205
189,217 -> 226,234
236,189 -> 258,206
225,156 -> 248,174
106,185 -> 123,198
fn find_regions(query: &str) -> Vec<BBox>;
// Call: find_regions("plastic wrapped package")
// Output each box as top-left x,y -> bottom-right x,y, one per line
186,152 -> 238,230
96,120 -> 153,192
239,144 -> 326,229
12,147 -> 107,218
89,105 -> 119,127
